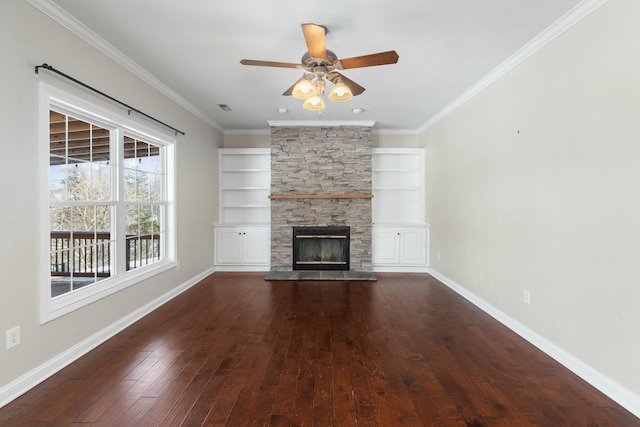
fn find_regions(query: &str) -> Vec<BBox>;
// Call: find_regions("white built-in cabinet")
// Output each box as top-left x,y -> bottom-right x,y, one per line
372,148 -> 429,272
214,227 -> 270,267
214,148 -> 271,271
372,226 -> 429,270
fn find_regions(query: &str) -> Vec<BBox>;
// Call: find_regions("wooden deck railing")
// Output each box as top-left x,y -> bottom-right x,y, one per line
50,231 -> 160,276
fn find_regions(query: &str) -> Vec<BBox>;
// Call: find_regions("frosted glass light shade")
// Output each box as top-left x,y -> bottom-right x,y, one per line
328,82 -> 353,101
303,96 -> 326,110
292,78 -> 317,99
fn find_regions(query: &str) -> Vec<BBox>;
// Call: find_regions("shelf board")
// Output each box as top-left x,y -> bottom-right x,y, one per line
221,169 -> 270,173
222,205 -> 270,208
221,187 -> 270,190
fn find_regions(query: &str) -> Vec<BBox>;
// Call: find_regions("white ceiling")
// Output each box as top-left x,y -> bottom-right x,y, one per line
45,0 -> 588,132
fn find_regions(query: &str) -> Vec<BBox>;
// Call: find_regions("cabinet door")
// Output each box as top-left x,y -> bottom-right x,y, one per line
243,228 -> 270,265
400,228 -> 427,265
215,228 -> 244,264
373,228 -> 400,264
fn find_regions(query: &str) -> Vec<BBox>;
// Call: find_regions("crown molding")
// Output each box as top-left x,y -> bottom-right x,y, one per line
224,129 -> 271,136
24,0 -> 224,133
373,128 -> 419,136
267,120 -> 376,128
417,0 -> 609,134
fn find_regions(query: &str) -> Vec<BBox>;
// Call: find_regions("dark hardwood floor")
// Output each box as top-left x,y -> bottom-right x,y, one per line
1,272 -> 637,426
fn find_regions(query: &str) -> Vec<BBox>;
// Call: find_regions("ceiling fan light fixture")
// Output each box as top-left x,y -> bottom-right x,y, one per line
328,82 -> 353,102
303,95 -> 326,111
292,77 -> 317,99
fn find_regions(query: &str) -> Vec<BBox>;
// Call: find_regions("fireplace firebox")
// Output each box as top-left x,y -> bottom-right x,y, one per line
292,226 -> 350,271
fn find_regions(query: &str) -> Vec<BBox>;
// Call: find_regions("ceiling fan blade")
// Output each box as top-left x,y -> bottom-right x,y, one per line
327,72 -> 366,96
282,79 -> 299,96
240,59 -> 300,69
338,50 -> 399,69
301,23 -> 326,59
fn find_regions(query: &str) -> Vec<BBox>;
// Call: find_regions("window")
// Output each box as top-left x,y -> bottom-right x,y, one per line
41,84 -> 175,322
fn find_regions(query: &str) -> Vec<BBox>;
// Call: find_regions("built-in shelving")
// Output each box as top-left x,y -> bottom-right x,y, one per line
372,148 -> 428,271
372,148 -> 424,225
218,148 -> 271,224
216,148 -> 271,270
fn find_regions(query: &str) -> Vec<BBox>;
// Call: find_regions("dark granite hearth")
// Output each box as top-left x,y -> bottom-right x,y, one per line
264,271 -> 377,282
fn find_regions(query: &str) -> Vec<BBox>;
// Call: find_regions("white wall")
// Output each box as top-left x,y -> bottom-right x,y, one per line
224,132 -> 271,148
423,0 -> 640,409
0,1 -> 221,397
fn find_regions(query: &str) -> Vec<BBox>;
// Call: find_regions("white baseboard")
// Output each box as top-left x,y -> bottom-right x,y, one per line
214,265 -> 270,272
428,268 -> 640,420
373,266 -> 430,273
0,266 -> 216,409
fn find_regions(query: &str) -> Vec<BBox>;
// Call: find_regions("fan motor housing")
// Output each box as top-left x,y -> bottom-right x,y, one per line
302,50 -> 338,69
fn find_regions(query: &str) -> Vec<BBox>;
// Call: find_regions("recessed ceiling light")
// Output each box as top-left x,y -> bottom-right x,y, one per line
351,108 -> 364,114
277,108 -> 288,114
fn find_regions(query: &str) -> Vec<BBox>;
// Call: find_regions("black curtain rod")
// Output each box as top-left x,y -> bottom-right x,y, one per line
35,63 -> 185,136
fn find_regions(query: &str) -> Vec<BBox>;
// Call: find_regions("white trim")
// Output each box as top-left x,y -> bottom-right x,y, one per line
417,0 -> 609,133
24,0 -> 223,133
214,266 -> 270,272
428,268 -> 640,420
0,267 -> 215,409
373,266 -> 429,273
217,148 -> 271,156
224,129 -> 271,136
267,120 -> 376,128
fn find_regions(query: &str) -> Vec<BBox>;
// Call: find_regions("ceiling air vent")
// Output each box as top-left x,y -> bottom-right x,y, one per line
217,104 -> 232,111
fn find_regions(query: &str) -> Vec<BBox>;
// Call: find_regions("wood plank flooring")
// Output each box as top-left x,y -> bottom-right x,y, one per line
1,272 -> 637,426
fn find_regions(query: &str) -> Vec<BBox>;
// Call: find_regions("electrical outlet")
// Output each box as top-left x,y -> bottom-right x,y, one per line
176,261 -> 181,271
523,290 -> 531,305
437,251 -> 441,261
6,326 -> 20,350
479,270 -> 484,281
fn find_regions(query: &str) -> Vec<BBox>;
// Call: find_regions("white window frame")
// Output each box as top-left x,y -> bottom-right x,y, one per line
39,83 -> 176,323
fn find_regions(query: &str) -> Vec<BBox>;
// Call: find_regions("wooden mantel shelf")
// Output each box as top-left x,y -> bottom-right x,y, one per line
269,193 -> 374,200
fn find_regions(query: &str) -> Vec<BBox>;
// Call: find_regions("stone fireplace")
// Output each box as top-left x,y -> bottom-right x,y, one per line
266,125 -> 375,280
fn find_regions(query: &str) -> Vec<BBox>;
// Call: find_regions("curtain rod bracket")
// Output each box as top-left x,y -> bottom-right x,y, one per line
35,63 -> 53,74
34,63 -> 185,136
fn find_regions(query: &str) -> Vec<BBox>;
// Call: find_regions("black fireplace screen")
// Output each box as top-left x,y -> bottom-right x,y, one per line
292,226 -> 350,271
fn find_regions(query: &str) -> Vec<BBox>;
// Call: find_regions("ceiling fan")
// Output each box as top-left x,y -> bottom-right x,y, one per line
240,23 -> 399,110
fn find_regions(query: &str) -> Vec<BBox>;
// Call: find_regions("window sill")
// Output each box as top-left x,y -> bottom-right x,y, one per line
42,260 -> 177,324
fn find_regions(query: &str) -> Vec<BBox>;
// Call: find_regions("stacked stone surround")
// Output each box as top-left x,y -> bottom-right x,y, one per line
270,126 -> 373,272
